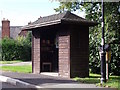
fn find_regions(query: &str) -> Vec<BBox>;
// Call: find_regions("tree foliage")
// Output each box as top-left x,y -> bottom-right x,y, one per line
1,32 -> 31,61
55,2 -> 120,75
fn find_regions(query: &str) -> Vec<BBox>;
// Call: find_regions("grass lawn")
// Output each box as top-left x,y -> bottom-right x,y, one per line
0,65 -> 32,73
0,60 -> 23,64
74,73 -> 120,88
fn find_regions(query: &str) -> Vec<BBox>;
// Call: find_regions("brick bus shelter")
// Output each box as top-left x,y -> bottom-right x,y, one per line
23,11 -> 97,78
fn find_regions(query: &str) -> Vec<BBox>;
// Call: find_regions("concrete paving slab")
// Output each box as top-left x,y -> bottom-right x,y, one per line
0,75 -> 42,88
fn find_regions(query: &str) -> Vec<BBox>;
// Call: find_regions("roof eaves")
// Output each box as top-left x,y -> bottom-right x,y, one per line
22,19 -> 61,30
61,18 -> 98,26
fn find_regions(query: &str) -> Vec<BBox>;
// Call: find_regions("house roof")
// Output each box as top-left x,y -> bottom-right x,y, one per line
10,26 -> 22,39
22,11 -> 98,30
0,26 -> 22,39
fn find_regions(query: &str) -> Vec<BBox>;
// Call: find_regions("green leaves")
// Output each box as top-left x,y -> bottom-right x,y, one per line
1,32 -> 31,61
54,2 -> 81,12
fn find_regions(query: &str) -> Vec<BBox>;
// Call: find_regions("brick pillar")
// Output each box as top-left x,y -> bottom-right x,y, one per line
58,31 -> 70,78
32,30 -> 40,74
2,19 -> 10,38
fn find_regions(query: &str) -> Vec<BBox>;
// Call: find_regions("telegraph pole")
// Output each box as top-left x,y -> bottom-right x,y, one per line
101,0 -> 106,84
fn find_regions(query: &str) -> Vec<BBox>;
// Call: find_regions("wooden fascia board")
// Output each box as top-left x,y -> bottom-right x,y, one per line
22,19 -> 61,30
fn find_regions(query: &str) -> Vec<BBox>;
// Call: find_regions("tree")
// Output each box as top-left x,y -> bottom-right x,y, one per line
55,1 -> 120,75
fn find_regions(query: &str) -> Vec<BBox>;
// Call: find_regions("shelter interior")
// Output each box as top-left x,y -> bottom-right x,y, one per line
40,29 -> 58,72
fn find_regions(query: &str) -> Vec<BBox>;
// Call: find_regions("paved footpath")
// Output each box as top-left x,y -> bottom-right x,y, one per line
0,71 -> 117,89
0,61 -> 32,66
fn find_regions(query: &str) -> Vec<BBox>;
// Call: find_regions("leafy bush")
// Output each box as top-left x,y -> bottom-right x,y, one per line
1,38 -> 16,60
1,33 -> 31,61
110,44 -> 120,75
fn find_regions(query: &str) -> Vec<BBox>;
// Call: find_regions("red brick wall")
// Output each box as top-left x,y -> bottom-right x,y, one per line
57,25 -> 89,78
58,30 -> 70,78
2,20 -> 10,38
31,24 -> 89,78
32,30 -> 40,74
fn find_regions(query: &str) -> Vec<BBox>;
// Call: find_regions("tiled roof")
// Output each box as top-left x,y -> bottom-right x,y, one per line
22,11 -> 98,30
0,26 -> 22,39
10,26 -> 22,39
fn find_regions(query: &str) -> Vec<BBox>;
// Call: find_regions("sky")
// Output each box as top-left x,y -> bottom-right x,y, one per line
0,0 -> 85,26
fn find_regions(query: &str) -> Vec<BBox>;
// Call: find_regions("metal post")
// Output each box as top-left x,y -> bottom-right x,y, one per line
101,0 -> 106,84
106,57 -> 109,80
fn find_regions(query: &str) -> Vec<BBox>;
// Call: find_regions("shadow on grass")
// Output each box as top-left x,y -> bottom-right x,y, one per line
109,76 -> 120,79
89,75 -> 100,78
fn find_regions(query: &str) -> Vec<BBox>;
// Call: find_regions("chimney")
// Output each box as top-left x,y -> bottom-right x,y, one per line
2,19 -> 10,39
28,21 -> 31,25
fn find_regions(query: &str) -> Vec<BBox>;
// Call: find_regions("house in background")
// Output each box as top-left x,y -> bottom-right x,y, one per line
0,19 -> 28,39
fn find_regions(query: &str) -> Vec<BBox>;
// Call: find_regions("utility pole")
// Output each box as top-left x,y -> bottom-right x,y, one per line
101,0 -> 106,84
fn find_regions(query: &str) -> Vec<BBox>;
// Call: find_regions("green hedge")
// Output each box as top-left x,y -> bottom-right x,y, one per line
1,33 -> 31,61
